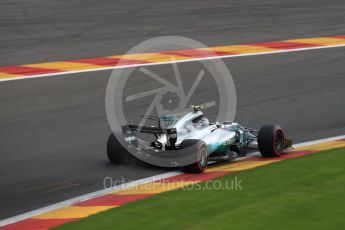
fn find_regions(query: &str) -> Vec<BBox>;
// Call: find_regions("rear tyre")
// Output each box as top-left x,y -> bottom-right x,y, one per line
181,139 -> 208,173
258,125 -> 285,157
107,133 -> 144,166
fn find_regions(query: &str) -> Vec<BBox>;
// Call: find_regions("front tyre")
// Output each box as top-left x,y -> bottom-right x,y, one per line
258,125 -> 285,157
180,139 -> 208,173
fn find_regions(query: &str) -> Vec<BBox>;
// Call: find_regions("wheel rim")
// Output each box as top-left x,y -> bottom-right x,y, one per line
275,130 -> 284,152
199,148 -> 208,167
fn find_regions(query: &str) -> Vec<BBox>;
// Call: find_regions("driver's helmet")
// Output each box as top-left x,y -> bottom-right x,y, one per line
198,117 -> 209,127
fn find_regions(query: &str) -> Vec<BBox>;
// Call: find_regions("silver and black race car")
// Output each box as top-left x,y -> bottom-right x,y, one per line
107,105 -> 292,173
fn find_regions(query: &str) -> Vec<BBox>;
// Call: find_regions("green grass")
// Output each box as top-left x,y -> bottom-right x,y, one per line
56,148 -> 345,230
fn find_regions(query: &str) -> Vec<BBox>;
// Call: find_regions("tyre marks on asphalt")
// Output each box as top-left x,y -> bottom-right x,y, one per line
23,182 -> 80,194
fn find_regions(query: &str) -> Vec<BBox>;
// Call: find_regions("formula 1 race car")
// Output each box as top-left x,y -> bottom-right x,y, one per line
107,105 -> 292,173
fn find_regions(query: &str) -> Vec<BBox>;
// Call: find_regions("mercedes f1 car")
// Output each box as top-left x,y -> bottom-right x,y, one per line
107,106 -> 292,173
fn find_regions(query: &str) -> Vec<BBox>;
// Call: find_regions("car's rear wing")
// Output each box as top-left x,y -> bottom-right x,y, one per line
122,125 -> 177,148
124,124 -> 165,135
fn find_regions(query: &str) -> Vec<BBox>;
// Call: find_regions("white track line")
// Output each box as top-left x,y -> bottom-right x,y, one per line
1,134 -> 344,227
1,43 -> 345,83
293,135 -> 345,148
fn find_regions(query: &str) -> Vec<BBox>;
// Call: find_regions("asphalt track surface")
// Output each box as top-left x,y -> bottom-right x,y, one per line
1,0 -> 345,220
1,0 -> 345,66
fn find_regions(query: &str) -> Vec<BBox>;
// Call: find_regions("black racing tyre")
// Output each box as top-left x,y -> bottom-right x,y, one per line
107,133 -> 144,166
258,125 -> 285,157
181,139 -> 208,173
